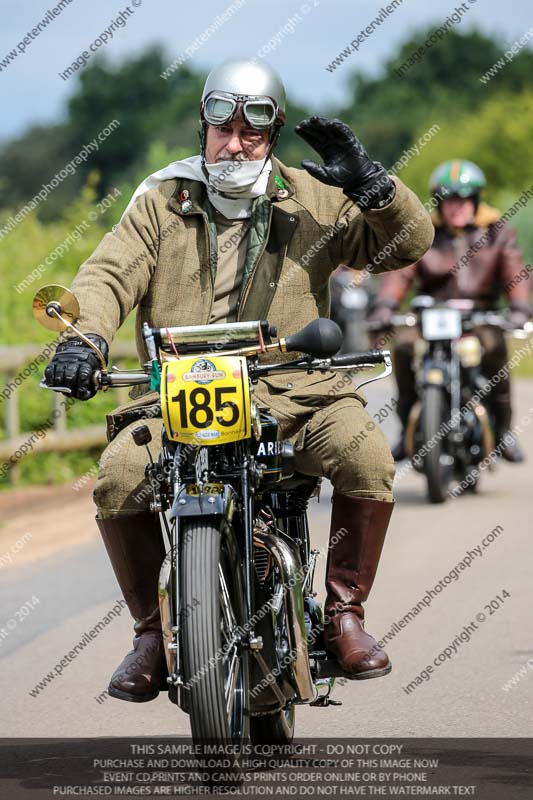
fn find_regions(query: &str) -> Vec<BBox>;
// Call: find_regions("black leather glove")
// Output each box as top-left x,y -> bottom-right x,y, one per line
367,301 -> 397,328
294,116 -> 394,210
44,334 -> 109,400
508,302 -> 532,330
508,309 -> 530,329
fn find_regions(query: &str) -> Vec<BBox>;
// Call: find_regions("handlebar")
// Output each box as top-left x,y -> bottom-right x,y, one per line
79,368 -> 152,391
466,312 -> 513,330
97,369 -> 150,388
39,368 -> 150,393
329,349 -> 388,367
366,310 -> 532,337
40,348 -> 392,393
365,314 -> 416,331
455,312 -> 533,338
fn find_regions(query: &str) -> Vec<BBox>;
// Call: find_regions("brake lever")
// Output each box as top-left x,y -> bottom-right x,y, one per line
39,369 -> 105,393
355,353 -> 393,392
39,378 -> 72,394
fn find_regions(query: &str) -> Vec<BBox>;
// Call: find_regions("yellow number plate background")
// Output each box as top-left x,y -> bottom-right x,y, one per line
161,355 -> 251,445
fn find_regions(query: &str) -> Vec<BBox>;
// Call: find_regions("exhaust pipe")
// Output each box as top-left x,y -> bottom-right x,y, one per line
253,525 -> 317,704
158,550 -> 176,679
404,401 -> 422,458
473,403 -> 495,468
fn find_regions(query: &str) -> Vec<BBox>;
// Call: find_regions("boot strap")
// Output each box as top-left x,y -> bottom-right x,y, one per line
325,602 -> 363,618
134,606 -> 161,634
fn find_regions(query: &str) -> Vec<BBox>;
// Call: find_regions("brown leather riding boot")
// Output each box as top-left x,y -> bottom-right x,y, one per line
323,493 -> 393,679
96,512 -> 168,702
491,398 -> 525,463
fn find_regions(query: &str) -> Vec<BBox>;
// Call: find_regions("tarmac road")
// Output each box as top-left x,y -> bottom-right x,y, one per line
1,378 -> 532,738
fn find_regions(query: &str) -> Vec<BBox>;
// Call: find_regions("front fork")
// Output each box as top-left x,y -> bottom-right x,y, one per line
419,345 -> 461,432
159,448 -> 262,697
448,345 -> 462,443
159,448 -> 318,707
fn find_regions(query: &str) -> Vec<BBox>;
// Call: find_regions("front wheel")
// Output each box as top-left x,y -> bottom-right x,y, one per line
181,517 -> 249,746
420,385 -> 453,504
250,705 -> 295,745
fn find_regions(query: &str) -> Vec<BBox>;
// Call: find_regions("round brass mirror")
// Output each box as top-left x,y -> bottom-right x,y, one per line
32,285 -> 80,332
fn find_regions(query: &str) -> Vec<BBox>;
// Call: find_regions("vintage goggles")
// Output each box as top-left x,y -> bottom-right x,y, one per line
202,91 -> 279,130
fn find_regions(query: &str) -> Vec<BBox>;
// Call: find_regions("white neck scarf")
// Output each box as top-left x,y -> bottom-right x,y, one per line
121,154 -> 272,221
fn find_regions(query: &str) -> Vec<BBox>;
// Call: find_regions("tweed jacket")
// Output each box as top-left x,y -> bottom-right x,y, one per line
66,155 -> 434,438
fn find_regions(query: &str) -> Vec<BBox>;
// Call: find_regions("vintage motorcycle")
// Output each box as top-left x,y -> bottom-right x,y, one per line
368,296 -> 531,503
329,265 -> 373,355
33,284 -> 392,748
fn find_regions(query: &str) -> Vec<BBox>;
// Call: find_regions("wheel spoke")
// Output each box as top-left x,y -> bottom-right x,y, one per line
225,651 -> 240,717
219,564 -> 238,633
219,560 -> 244,726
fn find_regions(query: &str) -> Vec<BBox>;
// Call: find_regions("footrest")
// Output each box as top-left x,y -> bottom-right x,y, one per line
310,653 -> 393,681
310,654 -> 357,680
310,691 -> 342,707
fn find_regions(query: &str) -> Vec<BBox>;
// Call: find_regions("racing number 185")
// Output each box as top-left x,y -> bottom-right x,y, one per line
172,386 -> 239,429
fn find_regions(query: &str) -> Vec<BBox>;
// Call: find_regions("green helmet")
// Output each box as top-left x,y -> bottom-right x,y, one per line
430,159 -> 486,200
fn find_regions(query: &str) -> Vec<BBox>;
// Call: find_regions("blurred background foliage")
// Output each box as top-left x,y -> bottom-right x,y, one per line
1,26 -> 532,487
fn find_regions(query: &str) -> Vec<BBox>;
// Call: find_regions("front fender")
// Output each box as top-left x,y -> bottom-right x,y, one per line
169,483 -> 235,521
421,358 -> 449,388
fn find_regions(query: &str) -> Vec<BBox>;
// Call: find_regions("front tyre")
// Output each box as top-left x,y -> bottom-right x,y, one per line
181,518 -> 249,746
420,386 -> 453,504
250,704 -> 295,745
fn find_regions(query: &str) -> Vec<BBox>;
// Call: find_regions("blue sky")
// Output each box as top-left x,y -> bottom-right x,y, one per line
1,0 -> 531,143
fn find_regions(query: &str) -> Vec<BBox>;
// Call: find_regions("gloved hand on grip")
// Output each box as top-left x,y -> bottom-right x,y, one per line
508,303 -> 532,330
44,334 -> 109,400
294,116 -> 395,210
367,301 -> 398,328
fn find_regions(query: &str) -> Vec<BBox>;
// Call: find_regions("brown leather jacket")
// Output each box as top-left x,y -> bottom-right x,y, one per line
374,202 -> 532,315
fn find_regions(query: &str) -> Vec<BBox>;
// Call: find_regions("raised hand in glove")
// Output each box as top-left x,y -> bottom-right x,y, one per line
294,116 -> 395,210
44,334 -> 108,400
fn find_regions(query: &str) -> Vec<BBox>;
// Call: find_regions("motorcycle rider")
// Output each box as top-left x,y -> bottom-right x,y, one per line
369,160 -> 532,463
44,59 -> 434,701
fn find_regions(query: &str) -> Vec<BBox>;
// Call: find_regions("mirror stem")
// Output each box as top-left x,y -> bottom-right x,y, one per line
47,307 -> 108,371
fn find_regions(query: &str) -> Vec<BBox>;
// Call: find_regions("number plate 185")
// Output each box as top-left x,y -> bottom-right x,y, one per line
161,355 -> 251,445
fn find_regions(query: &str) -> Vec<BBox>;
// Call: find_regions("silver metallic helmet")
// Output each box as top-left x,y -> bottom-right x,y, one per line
199,59 -> 286,162
200,58 -> 286,128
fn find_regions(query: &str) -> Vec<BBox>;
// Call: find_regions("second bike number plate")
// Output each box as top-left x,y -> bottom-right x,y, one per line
161,355 -> 251,445
421,307 -> 462,341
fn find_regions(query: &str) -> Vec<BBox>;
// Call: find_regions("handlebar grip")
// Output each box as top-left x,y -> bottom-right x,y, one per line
365,320 -> 391,332
330,350 -> 386,367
